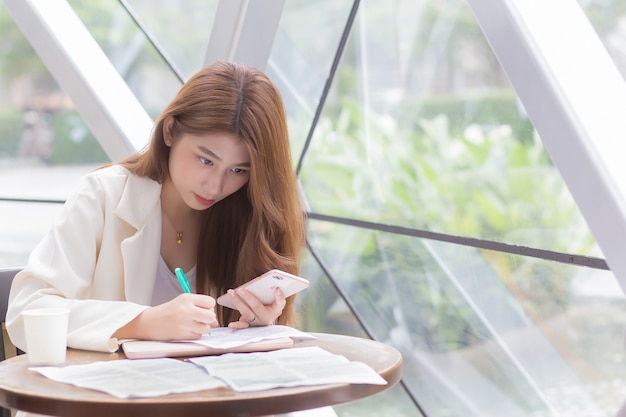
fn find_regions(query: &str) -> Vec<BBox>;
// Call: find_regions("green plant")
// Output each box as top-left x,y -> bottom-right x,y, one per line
298,100 -> 596,352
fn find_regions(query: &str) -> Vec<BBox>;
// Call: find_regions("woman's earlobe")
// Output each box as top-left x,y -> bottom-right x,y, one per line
163,116 -> 175,146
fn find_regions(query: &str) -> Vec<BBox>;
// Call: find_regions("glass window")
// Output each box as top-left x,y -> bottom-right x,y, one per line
67,0 -> 183,117
4,1 -> 626,416
579,0 -> 626,83
123,0 -> 219,81
0,6 -> 107,267
297,250 -> 421,417
304,219 -> 626,416
296,0 -> 600,258
266,0 -> 356,165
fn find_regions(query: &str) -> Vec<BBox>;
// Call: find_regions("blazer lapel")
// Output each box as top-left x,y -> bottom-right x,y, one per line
116,174 -> 162,304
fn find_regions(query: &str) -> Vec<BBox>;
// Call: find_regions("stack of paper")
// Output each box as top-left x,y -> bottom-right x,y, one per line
31,346 -> 387,398
122,325 -> 315,359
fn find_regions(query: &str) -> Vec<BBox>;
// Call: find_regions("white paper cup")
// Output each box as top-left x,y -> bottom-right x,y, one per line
22,308 -> 70,365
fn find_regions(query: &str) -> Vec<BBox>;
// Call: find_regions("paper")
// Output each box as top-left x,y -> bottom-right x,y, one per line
30,346 -> 387,398
31,358 -> 227,398
189,346 -> 388,392
180,325 -> 315,349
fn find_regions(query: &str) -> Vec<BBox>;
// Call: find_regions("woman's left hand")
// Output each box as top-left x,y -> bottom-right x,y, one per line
226,287 -> 285,329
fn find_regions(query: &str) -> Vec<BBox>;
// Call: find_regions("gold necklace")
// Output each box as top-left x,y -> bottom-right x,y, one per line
162,210 -> 195,245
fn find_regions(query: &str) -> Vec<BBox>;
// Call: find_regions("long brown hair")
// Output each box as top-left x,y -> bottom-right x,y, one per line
118,61 -> 305,326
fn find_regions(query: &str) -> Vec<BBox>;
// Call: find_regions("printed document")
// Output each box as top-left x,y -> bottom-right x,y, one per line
31,347 -> 386,398
182,325 -> 315,349
189,346 -> 387,392
31,358 -> 226,398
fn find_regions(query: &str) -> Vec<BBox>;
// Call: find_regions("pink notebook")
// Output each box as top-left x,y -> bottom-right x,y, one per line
122,337 -> 294,359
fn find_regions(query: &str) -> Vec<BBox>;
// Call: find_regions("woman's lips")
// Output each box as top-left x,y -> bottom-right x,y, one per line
195,194 -> 215,207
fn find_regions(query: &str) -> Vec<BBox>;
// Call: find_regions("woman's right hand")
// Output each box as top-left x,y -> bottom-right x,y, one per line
113,294 -> 219,341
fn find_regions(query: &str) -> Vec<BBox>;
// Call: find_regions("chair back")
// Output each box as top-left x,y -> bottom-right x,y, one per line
0,267 -> 21,361
0,267 -> 21,417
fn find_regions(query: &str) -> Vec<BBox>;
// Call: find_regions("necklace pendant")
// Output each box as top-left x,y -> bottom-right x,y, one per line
176,232 -> 183,245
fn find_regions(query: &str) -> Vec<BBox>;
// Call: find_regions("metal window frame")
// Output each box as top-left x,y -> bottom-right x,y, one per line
467,0 -> 626,295
204,0 -> 285,70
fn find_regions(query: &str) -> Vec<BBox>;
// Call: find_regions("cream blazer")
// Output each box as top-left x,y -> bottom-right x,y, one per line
6,165 -> 163,353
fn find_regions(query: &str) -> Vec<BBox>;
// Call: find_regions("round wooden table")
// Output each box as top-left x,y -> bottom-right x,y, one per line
0,333 -> 402,417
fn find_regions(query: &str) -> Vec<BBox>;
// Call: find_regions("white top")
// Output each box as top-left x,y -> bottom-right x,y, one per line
151,256 -> 197,305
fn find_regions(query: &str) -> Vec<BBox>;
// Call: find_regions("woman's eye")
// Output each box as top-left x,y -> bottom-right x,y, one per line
200,157 -> 212,166
232,167 -> 248,175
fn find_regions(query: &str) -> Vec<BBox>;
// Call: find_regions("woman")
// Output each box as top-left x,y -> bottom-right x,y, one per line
6,61 -> 306,353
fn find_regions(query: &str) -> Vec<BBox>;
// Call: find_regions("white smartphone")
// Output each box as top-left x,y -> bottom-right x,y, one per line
217,269 -> 310,310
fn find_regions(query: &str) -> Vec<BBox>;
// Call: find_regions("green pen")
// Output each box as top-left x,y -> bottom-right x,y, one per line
175,267 -> 211,335
175,267 -> 191,293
